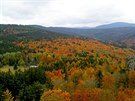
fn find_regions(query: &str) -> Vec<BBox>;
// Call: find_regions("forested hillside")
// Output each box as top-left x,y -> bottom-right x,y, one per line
0,24 -> 135,101
0,24 -> 70,54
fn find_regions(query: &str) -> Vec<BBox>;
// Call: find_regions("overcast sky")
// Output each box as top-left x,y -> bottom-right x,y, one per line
0,0 -> 135,27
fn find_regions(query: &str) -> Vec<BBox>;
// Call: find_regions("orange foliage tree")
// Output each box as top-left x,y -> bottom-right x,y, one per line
116,89 -> 135,101
72,89 -> 101,101
128,71 -> 135,89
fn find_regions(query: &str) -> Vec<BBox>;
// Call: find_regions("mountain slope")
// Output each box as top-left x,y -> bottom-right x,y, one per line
0,24 -> 71,54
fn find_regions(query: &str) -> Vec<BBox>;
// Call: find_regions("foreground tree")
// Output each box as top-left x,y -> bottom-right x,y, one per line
3,89 -> 14,101
0,84 -> 3,100
19,82 -> 44,101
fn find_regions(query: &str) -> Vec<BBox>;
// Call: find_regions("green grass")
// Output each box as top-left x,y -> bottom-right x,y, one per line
0,66 -> 27,73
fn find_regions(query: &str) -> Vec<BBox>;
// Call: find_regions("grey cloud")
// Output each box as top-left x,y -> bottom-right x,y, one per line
2,0 -> 50,19
52,6 -> 123,26
1,0 -> 135,27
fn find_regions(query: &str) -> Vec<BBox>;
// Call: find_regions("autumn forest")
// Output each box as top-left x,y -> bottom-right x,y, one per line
0,24 -> 135,101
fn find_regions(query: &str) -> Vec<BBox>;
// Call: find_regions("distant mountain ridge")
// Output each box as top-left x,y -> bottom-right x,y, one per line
95,22 -> 135,29
0,24 -> 70,40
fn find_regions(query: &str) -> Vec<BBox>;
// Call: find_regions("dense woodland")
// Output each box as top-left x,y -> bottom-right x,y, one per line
0,25 -> 135,101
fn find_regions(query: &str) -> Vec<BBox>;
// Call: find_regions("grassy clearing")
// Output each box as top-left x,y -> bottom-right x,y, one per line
0,66 -> 27,73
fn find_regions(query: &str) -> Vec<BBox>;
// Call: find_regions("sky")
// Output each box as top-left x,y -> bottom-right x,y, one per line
0,0 -> 135,27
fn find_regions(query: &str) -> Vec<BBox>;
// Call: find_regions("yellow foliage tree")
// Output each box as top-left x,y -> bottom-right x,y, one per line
40,89 -> 71,101
102,73 -> 115,89
3,89 -> 14,101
